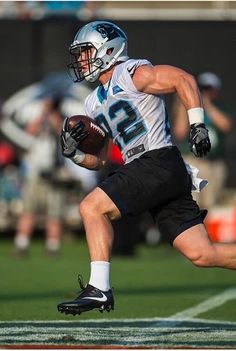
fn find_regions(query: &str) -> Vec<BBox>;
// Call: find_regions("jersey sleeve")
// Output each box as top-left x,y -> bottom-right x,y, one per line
113,59 -> 153,94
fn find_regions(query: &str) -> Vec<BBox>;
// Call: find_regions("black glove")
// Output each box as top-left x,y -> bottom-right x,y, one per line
60,118 -> 88,158
189,123 -> 211,157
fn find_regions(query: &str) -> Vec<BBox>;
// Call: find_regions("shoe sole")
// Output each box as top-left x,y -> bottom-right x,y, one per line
58,304 -> 114,316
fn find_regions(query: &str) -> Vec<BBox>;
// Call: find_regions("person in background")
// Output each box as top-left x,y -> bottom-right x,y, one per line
14,97 -> 65,258
0,72 -> 93,257
172,71 -> 232,208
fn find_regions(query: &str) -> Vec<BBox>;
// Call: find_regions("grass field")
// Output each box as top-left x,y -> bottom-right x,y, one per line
1,237 -> 236,348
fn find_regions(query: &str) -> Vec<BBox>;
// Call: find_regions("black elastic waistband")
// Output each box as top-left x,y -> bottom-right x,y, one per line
140,146 -> 178,158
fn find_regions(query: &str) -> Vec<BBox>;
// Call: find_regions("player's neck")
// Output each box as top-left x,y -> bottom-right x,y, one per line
98,63 -> 120,85
99,68 -> 114,85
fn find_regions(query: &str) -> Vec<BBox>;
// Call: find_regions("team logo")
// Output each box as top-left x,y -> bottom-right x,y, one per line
95,23 -> 126,41
96,24 -> 110,38
82,292 -> 107,302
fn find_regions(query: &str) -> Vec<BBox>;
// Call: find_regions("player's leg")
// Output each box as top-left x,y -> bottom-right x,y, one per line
57,186 -> 120,315
173,223 -> 236,269
79,187 -> 121,262
57,146 -> 194,315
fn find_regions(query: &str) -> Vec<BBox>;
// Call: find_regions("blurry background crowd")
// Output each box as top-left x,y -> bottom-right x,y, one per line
0,1 -> 236,258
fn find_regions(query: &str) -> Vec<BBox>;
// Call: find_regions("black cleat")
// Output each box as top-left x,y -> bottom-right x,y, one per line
57,275 -> 114,316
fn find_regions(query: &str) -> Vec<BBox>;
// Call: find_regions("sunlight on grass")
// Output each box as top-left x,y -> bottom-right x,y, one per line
0,238 -> 235,321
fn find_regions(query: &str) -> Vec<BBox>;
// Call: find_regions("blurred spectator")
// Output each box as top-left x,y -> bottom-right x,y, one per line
0,71 -> 92,149
172,71 -> 232,208
13,97 -> 65,258
0,140 -> 19,204
0,138 -> 21,230
0,141 -> 16,168
0,72 -> 93,255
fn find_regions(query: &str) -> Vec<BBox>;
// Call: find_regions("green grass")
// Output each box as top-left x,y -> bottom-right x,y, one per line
0,237 -> 235,321
199,300 -> 236,322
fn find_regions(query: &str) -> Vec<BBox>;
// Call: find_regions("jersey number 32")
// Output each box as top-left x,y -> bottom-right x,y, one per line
95,100 -> 146,150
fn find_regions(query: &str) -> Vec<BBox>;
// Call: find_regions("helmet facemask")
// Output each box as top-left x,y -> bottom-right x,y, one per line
68,43 -> 103,83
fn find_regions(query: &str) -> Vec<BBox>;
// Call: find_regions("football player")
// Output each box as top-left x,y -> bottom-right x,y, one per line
58,21 -> 235,316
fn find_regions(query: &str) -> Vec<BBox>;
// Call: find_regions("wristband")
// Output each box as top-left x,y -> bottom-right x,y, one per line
72,149 -> 85,164
187,107 -> 204,125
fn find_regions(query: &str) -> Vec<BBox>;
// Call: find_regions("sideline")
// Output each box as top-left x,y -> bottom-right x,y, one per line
169,286 -> 236,320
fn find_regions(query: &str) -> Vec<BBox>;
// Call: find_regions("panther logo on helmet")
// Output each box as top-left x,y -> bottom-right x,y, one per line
95,23 -> 124,41
96,24 -> 110,38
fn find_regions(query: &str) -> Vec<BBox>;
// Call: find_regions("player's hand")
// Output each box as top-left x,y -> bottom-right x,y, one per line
70,120 -> 89,143
189,123 -> 211,157
60,118 -> 88,158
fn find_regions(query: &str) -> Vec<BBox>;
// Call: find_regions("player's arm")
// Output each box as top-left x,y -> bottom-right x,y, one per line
133,64 -> 211,157
60,117 -> 109,170
76,138 -> 110,171
133,64 -> 201,108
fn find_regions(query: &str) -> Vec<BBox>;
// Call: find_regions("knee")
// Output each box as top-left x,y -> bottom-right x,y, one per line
79,196 -> 98,219
185,246 -> 217,268
79,188 -> 120,222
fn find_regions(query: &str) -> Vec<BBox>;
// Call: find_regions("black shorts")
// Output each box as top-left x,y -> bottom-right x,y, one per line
98,146 -> 207,243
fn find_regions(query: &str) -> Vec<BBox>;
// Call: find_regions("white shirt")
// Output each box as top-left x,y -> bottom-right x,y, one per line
84,59 -> 173,164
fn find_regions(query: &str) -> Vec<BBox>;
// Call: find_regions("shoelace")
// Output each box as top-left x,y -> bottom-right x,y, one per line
77,274 -> 86,291
77,273 -> 114,294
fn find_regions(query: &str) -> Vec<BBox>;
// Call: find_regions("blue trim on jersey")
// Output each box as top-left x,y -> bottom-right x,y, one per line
164,107 -> 171,138
97,80 -> 112,103
97,85 -> 107,103
112,85 -> 124,95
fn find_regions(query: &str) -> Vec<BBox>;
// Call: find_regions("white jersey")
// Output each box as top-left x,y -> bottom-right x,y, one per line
84,59 -> 172,163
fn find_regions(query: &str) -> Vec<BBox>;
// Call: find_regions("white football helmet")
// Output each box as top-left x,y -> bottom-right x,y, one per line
68,21 -> 129,83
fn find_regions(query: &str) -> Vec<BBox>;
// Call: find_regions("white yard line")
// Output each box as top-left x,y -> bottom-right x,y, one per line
169,286 -> 236,320
1,316 -> 236,325
1,318 -> 236,348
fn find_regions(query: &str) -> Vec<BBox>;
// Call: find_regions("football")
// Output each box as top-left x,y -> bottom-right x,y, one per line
67,115 -> 107,155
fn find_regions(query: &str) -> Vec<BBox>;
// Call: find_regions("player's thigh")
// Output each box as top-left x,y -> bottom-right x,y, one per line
153,192 -> 207,244
173,223 -> 214,262
99,147 -> 191,218
80,187 -> 121,221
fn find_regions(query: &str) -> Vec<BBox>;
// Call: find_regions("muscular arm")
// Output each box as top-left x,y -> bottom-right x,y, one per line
133,64 -> 202,110
172,96 -> 189,141
133,64 -> 211,158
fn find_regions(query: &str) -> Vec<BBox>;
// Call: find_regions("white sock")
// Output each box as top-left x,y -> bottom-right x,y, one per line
46,238 -> 60,251
14,234 -> 29,250
89,261 -> 111,291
